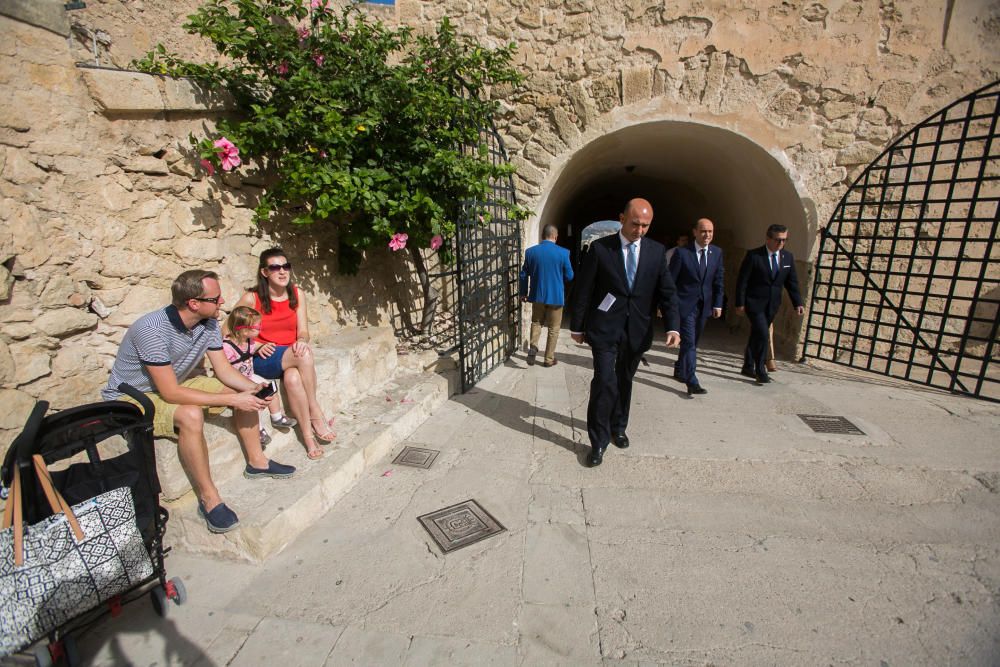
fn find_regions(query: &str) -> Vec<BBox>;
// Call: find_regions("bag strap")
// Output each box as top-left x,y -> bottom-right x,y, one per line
32,455 -> 84,543
1,456 -> 85,566
3,465 -> 24,566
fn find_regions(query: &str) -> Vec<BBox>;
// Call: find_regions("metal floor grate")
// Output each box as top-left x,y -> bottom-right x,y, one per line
798,414 -> 866,435
392,446 -> 440,469
417,499 -> 506,554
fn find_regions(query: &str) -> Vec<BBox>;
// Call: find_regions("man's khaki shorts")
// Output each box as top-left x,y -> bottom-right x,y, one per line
120,375 -> 228,438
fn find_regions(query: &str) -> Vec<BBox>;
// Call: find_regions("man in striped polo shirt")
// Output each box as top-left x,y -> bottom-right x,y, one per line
102,269 -> 296,534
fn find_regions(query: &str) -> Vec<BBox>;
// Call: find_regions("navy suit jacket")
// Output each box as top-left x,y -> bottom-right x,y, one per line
735,246 -> 803,319
519,240 -> 574,306
668,243 -> 724,320
570,234 -> 680,353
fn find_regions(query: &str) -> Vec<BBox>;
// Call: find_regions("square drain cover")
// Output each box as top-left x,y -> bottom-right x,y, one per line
393,446 -> 440,469
418,500 -> 506,554
798,414 -> 865,435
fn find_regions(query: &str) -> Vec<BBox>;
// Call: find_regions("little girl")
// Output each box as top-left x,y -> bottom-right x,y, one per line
223,306 -> 297,447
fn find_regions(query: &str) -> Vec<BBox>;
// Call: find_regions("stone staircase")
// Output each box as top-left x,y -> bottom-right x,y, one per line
157,327 -> 456,562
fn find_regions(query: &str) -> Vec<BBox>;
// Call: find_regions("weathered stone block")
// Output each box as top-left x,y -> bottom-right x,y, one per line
510,155 -> 544,186
836,141 -> 882,166
0,388 -> 36,431
120,156 -> 170,175
162,78 -> 234,112
82,69 -> 163,114
34,308 -> 98,338
0,340 -> 14,385
621,66 -> 653,105
2,151 -> 47,185
551,108 -> 581,147
822,100 -> 856,120
10,341 -> 51,385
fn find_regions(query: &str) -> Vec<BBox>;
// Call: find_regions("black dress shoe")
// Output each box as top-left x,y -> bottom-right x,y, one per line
611,432 -> 630,449
687,384 -> 707,395
588,447 -> 606,466
740,367 -> 756,379
756,373 -> 771,384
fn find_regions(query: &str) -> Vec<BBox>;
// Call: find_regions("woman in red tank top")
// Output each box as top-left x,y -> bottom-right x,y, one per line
236,248 -> 334,460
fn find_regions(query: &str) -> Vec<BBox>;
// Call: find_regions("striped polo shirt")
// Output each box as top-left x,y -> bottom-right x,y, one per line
101,305 -> 223,400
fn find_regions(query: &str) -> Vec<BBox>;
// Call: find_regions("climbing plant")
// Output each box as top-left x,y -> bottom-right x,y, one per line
134,0 -> 527,278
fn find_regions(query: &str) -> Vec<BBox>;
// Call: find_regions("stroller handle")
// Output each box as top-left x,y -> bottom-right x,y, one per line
118,384 -> 155,424
2,400 -> 49,486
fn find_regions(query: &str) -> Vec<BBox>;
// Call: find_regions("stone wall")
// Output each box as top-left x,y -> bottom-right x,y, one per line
0,3 -> 427,452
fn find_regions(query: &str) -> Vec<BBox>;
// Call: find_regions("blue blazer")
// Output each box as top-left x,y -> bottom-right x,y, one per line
519,240 -> 574,306
668,243 -> 724,320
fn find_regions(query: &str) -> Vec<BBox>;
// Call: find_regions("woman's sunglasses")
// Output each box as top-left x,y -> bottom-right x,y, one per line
266,262 -> 292,272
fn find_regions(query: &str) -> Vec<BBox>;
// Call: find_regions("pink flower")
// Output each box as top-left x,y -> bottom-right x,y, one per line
277,61 -> 289,76
310,0 -> 322,7
213,137 -> 241,172
313,52 -> 325,67
199,158 -> 215,176
297,26 -> 311,41
388,232 -> 408,251
319,150 -> 327,158
430,234 -> 443,250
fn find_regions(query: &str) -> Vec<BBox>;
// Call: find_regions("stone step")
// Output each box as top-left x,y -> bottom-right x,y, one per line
162,367 -> 456,562
155,327 -> 399,501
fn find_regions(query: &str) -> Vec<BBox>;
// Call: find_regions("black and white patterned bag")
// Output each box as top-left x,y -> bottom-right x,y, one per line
0,455 -> 154,656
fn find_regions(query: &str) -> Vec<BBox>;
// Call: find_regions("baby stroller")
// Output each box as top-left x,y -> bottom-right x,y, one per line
0,384 -> 184,666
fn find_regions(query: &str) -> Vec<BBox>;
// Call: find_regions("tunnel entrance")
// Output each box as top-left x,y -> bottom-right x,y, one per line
536,120 -> 809,354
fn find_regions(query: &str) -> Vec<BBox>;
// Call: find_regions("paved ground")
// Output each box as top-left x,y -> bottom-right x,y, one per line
77,325 -> 1000,666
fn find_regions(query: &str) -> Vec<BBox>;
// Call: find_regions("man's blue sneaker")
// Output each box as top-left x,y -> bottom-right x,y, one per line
244,460 -> 296,480
198,501 -> 240,534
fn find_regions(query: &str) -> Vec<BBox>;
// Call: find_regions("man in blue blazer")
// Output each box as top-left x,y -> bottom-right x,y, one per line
519,224 -> 574,366
668,218 -> 724,395
735,224 -> 804,383
570,198 -> 681,467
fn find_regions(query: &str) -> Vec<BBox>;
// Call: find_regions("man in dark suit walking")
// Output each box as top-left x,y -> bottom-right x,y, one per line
570,198 -> 681,467
734,224 -> 804,384
520,224 -> 574,366
668,217 -> 724,396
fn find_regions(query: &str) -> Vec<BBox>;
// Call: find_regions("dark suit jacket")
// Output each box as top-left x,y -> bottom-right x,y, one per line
668,243 -> 724,320
735,245 -> 803,319
570,234 -> 680,353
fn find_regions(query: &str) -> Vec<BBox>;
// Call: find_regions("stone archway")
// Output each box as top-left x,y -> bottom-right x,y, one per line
534,120 -> 810,354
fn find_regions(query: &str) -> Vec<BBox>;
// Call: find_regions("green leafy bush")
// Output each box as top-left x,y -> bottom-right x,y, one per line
134,0 -> 526,273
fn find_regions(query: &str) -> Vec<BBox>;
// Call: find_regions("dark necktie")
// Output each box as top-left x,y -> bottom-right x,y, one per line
770,252 -> 779,277
699,248 -> 707,279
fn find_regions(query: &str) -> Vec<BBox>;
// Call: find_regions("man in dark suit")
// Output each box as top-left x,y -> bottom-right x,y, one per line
570,198 -> 681,467
520,224 -> 574,367
668,218 -> 724,396
735,224 -> 804,384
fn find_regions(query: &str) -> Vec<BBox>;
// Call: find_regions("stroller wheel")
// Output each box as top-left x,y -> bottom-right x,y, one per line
63,636 -> 81,667
151,585 -> 169,618
31,644 -> 53,667
166,576 -> 188,606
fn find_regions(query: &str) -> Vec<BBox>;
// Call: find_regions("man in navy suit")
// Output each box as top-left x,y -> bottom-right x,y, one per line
570,198 -> 681,467
668,218 -> 724,396
735,224 -> 804,384
520,224 -> 574,366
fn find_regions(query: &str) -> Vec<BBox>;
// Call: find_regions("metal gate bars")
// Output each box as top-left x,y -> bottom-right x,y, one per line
804,80 -> 999,402
455,127 -> 522,392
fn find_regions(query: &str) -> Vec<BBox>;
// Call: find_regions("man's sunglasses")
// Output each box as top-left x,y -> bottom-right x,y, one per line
267,262 -> 293,272
192,295 -> 222,304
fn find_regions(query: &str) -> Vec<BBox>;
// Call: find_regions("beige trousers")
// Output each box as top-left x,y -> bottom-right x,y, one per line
529,302 -> 563,363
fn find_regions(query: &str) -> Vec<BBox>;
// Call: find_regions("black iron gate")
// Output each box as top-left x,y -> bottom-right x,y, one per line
804,80 -> 999,401
455,127 -> 521,392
